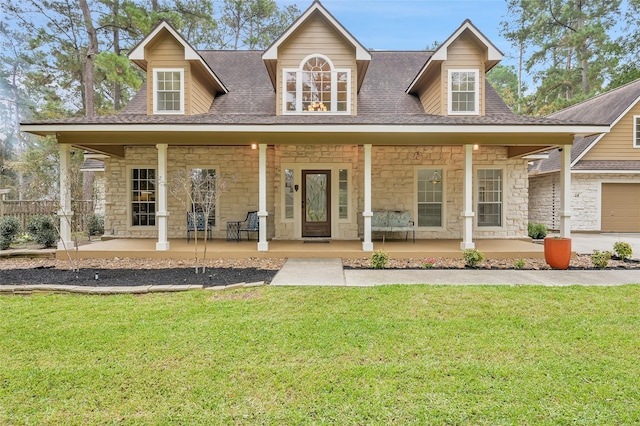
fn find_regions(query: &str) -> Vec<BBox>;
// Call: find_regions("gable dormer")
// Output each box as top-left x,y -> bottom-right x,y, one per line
407,20 -> 502,116
129,21 -> 227,116
262,1 -> 371,115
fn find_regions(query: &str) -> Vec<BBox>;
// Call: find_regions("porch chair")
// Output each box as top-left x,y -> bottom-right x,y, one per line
237,211 -> 259,241
187,212 -> 212,243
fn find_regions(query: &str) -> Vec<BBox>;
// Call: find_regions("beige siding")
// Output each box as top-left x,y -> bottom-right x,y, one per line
276,13 -> 357,115
145,31 -> 191,115
418,70 -> 443,115
190,64 -> 215,115
582,102 -> 640,161
442,33 -> 486,116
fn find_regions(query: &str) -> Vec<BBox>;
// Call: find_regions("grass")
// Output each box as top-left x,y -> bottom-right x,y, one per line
1,285 -> 639,425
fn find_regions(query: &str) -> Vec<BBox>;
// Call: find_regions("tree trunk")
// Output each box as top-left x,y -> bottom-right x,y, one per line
79,0 -> 98,117
113,0 -> 122,111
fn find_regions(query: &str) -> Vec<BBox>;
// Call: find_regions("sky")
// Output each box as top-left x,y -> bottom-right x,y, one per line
277,0 -> 515,59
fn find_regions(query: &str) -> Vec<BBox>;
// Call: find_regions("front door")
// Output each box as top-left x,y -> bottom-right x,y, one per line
302,170 -> 331,237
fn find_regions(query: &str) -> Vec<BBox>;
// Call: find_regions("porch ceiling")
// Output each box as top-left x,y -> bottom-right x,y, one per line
57,130 -> 576,158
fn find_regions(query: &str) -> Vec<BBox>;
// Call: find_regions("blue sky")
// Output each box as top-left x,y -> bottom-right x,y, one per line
278,0 -> 514,59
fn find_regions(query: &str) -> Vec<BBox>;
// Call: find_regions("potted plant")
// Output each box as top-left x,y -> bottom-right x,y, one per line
544,236 -> 572,269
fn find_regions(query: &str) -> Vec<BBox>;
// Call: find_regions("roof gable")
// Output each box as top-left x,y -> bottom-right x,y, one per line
128,20 -> 228,94
407,20 -> 503,93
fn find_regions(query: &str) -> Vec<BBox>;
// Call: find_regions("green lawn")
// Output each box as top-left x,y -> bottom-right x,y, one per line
1,285 -> 639,425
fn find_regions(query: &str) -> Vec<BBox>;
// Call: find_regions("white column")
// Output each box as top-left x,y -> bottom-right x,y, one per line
559,144 -> 572,238
155,144 -> 170,251
258,143 -> 269,251
362,144 -> 373,251
460,144 -> 475,250
57,144 -> 75,250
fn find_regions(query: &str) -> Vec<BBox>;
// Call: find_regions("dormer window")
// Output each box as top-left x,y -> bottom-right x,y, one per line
154,69 -> 184,114
283,55 -> 350,114
448,69 -> 479,115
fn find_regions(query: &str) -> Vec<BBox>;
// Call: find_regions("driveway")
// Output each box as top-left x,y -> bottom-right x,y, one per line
569,233 -> 640,259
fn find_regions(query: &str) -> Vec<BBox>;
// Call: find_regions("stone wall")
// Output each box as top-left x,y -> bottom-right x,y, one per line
528,174 -> 559,230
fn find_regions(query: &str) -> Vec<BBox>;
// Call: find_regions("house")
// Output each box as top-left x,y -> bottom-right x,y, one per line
529,79 -> 640,232
21,1 -> 606,252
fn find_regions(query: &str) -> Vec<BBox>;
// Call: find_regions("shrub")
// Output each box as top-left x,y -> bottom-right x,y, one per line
590,250 -> 611,269
0,216 -> 21,250
528,222 -> 548,239
370,250 -> 389,269
421,257 -> 436,268
514,258 -> 526,269
26,215 -> 58,248
613,242 -> 633,261
463,248 -> 484,268
85,213 -> 105,236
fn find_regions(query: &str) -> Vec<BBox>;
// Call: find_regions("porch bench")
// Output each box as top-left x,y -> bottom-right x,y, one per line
187,212 -> 212,243
371,210 -> 415,243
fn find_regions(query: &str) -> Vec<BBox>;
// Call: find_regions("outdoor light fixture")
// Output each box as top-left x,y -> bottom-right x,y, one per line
430,171 -> 442,185
473,144 -> 480,150
251,143 -> 258,150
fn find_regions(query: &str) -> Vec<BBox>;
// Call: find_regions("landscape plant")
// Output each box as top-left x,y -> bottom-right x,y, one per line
421,257 -> 436,268
26,214 -> 58,247
85,213 -> 104,236
370,249 -> 389,269
590,250 -> 611,269
0,216 -> 21,250
527,222 -> 547,239
613,241 -> 633,261
463,248 -> 484,268
514,258 -> 525,269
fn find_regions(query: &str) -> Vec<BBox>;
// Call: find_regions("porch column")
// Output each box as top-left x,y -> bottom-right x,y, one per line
57,144 -> 75,250
156,144 -> 170,251
460,144 -> 475,250
362,144 -> 373,251
257,143 -> 269,251
559,144 -> 572,238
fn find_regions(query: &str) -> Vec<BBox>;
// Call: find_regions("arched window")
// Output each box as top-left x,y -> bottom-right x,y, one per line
283,55 -> 350,114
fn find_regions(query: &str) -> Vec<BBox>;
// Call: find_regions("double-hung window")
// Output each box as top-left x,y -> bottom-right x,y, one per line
284,55 -> 350,114
131,168 -> 156,226
154,69 -> 184,114
448,69 -> 479,115
477,169 -> 502,227
417,168 -> 443,227
634,116 -> 640,148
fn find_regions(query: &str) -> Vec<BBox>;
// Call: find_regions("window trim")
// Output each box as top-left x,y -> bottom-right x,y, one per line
128,166 -> 157,228
634,115 -> 640,148
448,69 -> 480,116
153,68 -> 185,115
475,167 -> 504,228
188,166 -> 219,229
415,166 -> 446,229
282,53 -> 351,115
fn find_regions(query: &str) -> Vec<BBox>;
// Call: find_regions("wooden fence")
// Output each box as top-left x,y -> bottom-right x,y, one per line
0,200 -> 95,231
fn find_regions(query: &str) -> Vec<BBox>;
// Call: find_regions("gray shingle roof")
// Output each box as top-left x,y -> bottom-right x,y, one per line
26,50 -> 608,127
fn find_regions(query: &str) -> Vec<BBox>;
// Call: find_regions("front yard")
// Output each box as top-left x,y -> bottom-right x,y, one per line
1,285 -> 639,424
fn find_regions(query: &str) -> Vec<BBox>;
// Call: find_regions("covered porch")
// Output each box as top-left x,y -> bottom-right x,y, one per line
60,237 -> 545,260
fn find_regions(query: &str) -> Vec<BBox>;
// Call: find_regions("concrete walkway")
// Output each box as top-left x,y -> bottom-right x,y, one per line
270,258 -> 640,287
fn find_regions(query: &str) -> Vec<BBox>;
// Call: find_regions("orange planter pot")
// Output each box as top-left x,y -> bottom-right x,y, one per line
544,237 -> 572,270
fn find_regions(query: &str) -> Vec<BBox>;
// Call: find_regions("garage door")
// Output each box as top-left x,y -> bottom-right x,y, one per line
601,183 -> 640,232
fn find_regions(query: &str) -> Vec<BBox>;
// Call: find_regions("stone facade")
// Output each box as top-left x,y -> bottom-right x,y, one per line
102,144 -> 530,240
529,172 -> 640,231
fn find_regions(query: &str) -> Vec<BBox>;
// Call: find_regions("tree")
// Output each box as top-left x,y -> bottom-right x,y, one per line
487,64 -> 524,111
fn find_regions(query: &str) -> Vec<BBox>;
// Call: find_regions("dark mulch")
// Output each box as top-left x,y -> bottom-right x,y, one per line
0,267 -> 277,287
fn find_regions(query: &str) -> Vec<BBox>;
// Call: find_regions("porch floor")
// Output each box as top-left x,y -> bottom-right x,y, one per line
61,238 -> 545,260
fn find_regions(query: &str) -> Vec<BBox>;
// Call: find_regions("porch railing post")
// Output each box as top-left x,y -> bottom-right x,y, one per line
460,144 -> 475,250
258,143 -> 269,251
362,144 -> 373,251
156,144 -> 170,251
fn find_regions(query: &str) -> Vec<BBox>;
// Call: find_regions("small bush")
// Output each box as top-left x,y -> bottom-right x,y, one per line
590,250 -> 611,269
421,257 -> 436,268
27,215 -> 58,248
613,242 -> 633,261
528,222 -> 548,239
370,250 -> 389,269
463,248 -> 484,268
85,213 -> 105,236
514,258 -> 526,269
0,216 -> 22,250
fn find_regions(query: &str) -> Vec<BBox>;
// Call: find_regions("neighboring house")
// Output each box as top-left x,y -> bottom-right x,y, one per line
21,1 -> 605,252
529,79 -> 640,232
